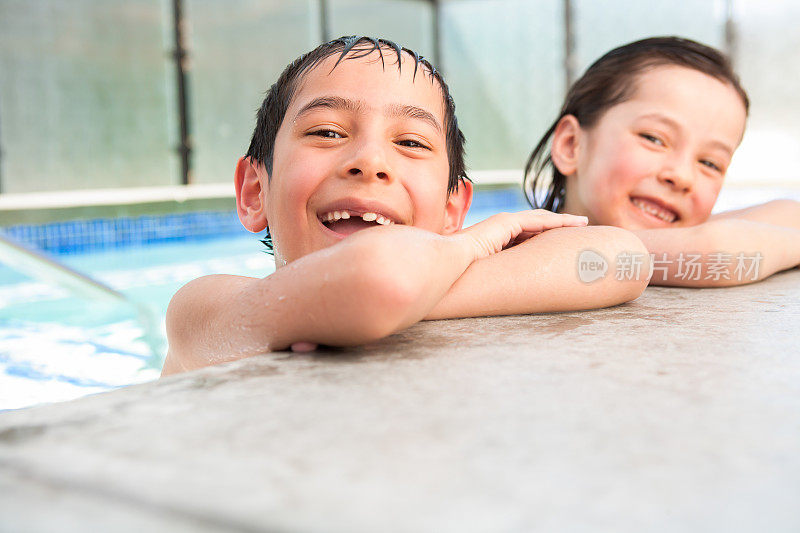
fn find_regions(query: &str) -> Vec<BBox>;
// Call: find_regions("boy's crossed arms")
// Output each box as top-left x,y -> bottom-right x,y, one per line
161,36 -> 649,375
163,211 -> 648,374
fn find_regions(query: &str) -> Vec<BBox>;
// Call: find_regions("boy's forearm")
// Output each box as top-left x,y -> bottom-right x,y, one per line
164,225 -> 477,374
288,225 -> 476,343
635,219 -> 800,287
427,226 -> 650,320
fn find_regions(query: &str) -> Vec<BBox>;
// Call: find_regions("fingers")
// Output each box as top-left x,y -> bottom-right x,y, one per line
512,210 -> 588,232
504,211 -> 588,248
461,209 -> 588,260
291,342 -> 318,352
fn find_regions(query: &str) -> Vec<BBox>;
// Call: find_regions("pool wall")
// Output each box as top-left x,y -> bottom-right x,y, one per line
1,185 -> 528,256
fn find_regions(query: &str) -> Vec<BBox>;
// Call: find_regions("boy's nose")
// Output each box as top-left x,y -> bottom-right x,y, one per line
341,139 -> 392,182
347,166 -> 389,181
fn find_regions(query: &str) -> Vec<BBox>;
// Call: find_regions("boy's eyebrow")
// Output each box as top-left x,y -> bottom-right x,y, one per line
294,96 -> 442,134
386,104 -> 442,134
294,96 -> 366,120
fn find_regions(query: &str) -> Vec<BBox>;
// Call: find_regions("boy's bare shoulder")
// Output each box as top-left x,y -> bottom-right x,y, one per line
163,274 -> 261,376
167,274 -> 256,326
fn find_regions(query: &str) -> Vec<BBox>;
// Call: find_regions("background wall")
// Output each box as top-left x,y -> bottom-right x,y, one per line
1,0 -> 798,194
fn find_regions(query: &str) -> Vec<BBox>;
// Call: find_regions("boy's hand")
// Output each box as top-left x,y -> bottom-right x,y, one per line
291,342 -> 318,352
459,210 -> 588,260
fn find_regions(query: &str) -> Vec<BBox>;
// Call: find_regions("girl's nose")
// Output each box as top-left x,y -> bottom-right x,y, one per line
657,158 -> 694,193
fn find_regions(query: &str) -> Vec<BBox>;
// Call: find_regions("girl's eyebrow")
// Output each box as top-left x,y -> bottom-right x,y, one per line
294,96 -> 442,134
638,112 -> 681,131
638,112 -> 734,155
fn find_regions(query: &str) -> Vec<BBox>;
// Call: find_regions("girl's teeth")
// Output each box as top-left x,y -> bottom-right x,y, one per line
333,211 -> 342,220
362,212 -> 378,222
632,198 -> 676,223
340,211 -> 350,219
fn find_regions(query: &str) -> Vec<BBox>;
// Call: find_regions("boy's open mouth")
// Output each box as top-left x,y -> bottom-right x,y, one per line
630,197 -> 679,224
319,209 -> 397,236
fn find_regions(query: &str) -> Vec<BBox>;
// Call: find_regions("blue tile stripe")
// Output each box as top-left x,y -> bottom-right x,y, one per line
1,188 -> 527,256
2,211 -> 248,256
469,187 -> 528,212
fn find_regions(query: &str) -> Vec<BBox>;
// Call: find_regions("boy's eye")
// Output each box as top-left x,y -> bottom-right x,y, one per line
640,133 -> 665,146
310,129 -> 343,139
397,139 -> 431,150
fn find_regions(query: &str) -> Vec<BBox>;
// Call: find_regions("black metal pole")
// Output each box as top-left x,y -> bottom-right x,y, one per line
563,0 -> 576,92
0,107 -> 3,194
320,0 -> 330,43
724,0 -> 737,66
172,0 -> 192,185
432,0 -> 443,73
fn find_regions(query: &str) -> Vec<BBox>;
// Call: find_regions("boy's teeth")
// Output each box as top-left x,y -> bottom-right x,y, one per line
321,210 -> 395,225
632,198 -> 676,223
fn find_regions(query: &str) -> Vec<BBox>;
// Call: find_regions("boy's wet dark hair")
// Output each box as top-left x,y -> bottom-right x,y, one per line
245,35 -> 468,254
523,36 -> 750,213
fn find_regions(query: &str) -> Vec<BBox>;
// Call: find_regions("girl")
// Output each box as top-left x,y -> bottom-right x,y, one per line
524,36 -> 800,287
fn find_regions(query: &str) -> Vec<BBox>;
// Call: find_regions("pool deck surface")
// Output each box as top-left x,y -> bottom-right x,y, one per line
2,269 -> 799,532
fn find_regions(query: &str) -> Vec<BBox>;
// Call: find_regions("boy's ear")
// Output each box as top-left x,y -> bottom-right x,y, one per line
550,114 -> 581,176
234,156 -> 269,233
442,178 -> 473,234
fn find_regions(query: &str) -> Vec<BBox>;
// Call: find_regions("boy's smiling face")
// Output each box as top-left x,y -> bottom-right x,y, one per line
559,65 -> 747,230
249,50 -> 468,265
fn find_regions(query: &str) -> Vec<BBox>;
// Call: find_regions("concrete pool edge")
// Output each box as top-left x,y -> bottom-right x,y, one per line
1,269 -> 799,532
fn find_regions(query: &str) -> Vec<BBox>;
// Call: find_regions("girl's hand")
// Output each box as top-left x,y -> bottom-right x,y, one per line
459,210 -> 588,260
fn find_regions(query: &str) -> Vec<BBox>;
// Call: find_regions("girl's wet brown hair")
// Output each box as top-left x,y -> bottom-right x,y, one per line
523,36 -> 749,213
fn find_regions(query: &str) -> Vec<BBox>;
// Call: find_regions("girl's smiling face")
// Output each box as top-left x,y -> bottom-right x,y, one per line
556,65 -> 748,230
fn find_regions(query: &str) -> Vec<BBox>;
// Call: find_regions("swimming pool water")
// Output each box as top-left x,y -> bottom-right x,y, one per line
0,189 -> 531,410
0,234 -> 275,410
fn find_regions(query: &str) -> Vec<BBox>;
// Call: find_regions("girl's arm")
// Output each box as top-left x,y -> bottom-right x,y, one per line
162,211 -> 587,375
634,218 -> 800,287
710,199 -> 800,230
427,225 -> 650,319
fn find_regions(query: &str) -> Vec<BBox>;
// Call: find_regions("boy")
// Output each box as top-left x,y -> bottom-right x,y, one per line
162,36 -> 649,375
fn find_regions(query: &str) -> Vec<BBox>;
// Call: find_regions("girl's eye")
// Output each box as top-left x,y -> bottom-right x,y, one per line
640,133 -> 665,146
700,159 -> 722,173
397,139 -> 430,150
310,129 -> 343,139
